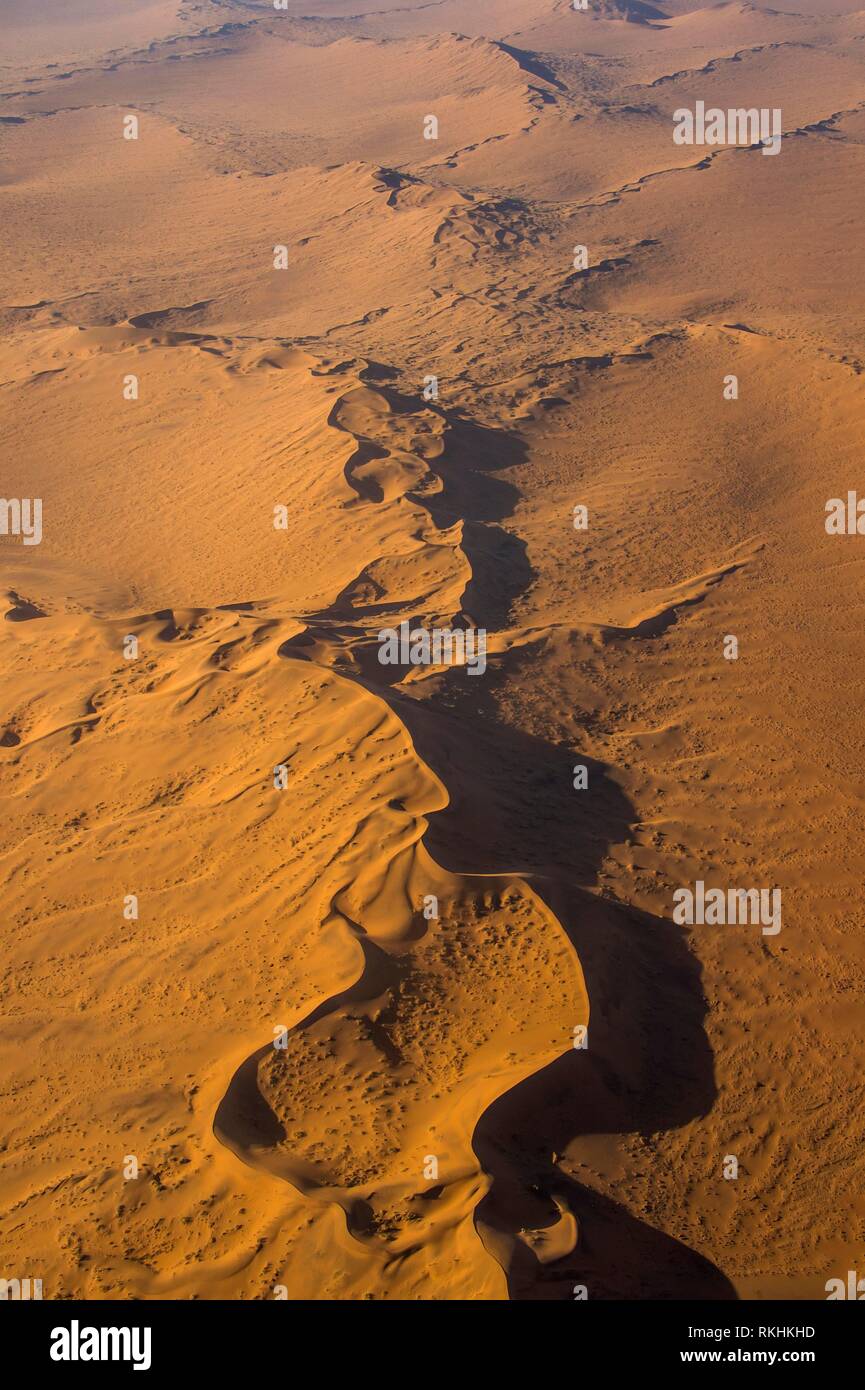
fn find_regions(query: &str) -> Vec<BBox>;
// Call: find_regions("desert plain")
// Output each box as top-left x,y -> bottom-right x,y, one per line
1,0 -> 865,1301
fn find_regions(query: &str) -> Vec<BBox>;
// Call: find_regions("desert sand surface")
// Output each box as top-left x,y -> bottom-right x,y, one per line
1,0 -> 865,1302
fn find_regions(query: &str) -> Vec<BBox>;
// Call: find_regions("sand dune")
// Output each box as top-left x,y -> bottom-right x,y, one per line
2,0 -> 865,1302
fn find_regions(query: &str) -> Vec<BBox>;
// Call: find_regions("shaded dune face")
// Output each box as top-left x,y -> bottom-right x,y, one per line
2,0 -> 865,1303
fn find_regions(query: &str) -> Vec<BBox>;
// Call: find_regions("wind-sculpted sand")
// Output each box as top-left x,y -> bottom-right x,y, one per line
2,0 -> 865,1301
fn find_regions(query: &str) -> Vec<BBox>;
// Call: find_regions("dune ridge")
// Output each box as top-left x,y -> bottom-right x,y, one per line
0,325 -> 596,1295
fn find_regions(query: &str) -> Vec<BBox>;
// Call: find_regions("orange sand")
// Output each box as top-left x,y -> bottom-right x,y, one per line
2,0 -> 865,1300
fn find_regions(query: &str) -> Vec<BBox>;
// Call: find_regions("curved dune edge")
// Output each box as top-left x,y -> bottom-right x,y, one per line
0,327 -> 757,1298
196,342 -> 750,1295
0,596 -> 585,1301
211,658 -> 589,1296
